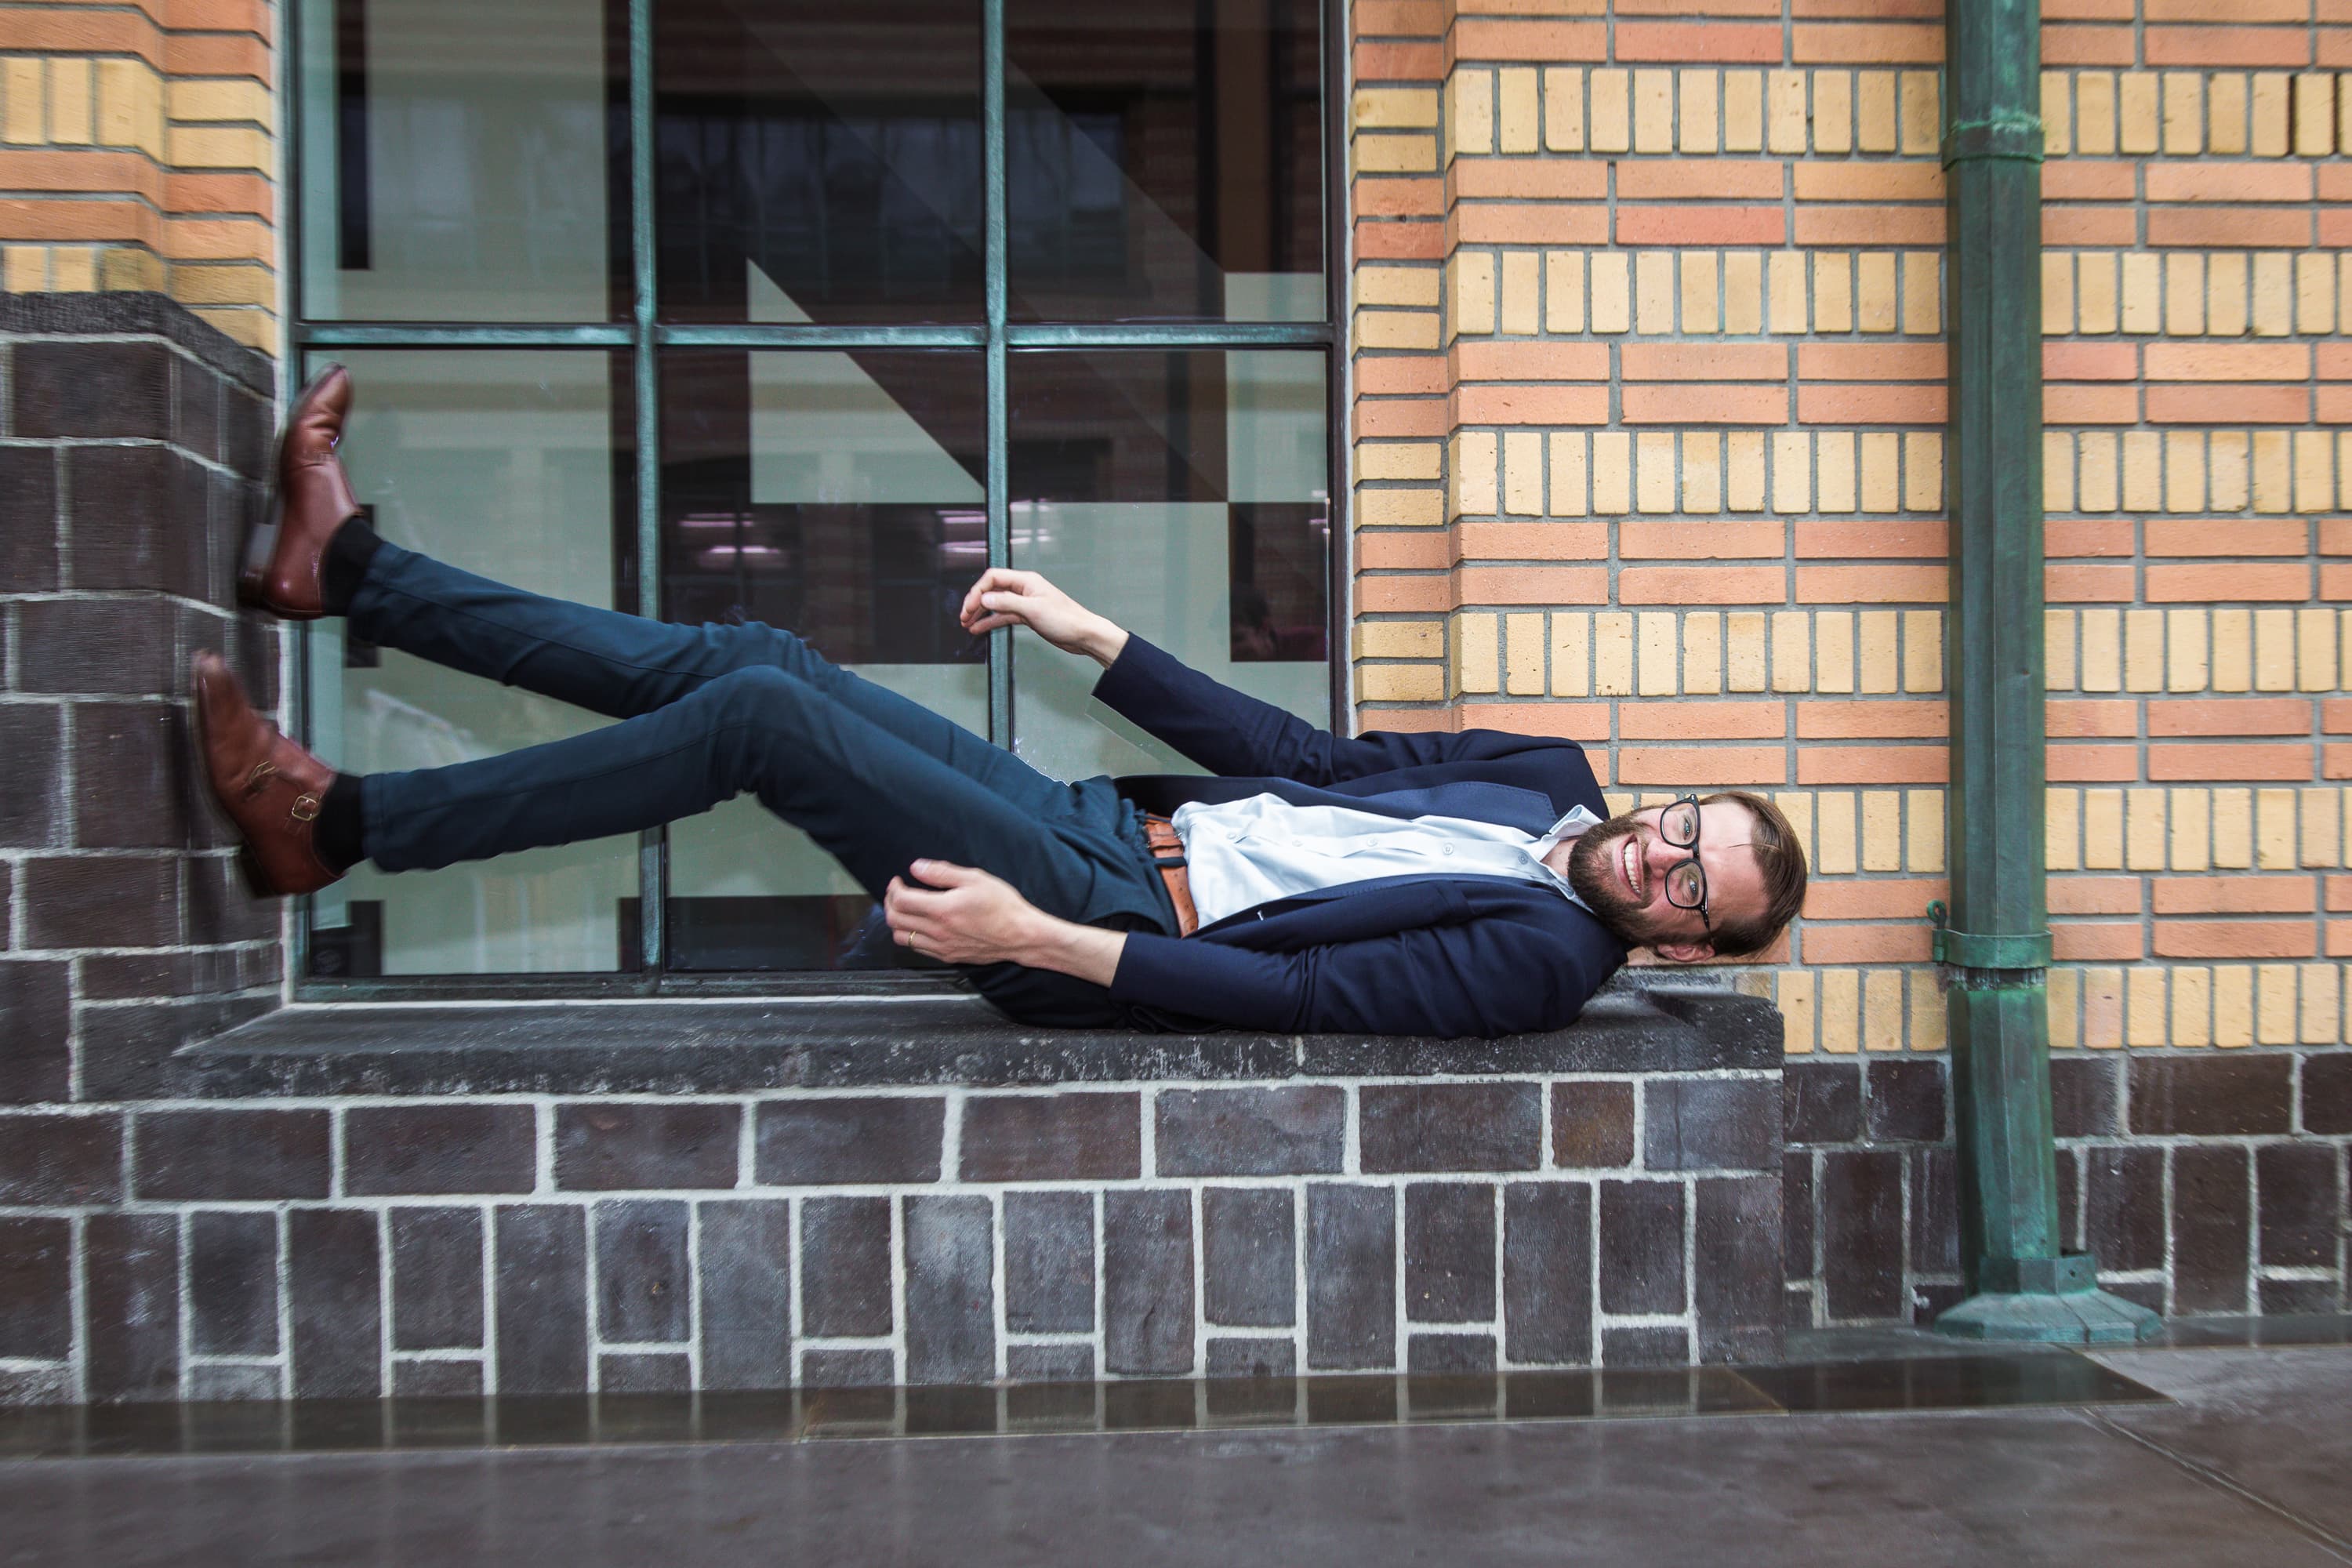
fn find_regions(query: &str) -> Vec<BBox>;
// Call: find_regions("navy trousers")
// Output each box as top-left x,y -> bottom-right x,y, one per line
349,543 -> 1177,1025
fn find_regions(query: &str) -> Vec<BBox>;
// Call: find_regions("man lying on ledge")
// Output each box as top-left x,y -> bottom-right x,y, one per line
198,367 -> 1809,1038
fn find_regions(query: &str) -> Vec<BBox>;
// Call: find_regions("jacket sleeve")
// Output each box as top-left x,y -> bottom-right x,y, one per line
1092,634 -> 1548,783
1107,918 -> 1620,1040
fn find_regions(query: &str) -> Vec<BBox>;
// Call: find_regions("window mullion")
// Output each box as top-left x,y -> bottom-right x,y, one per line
629,0 -> 666,978
983,0 -> 1012,749
1321,0 -> 1349,738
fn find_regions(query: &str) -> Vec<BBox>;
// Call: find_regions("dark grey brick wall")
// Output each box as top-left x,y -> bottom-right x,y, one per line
0,295 -> 281,1120
0,1073 -> 1781,1401
1784,1051 -> 2351,1328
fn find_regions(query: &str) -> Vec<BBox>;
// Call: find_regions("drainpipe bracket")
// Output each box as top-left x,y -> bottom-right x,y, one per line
1927,902 -> 2052,971
1940,114 -> 2046,169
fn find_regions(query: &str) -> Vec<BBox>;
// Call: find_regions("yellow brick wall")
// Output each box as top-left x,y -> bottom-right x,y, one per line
1349,2 -> 2352,1059
1,0 -> 278,347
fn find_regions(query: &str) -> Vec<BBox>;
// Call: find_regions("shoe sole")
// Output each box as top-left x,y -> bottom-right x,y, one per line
190,666 -> 290,900
236,364 -> 344,621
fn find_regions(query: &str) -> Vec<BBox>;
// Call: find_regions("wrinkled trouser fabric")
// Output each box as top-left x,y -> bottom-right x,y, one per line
348,542 -> 1175,1025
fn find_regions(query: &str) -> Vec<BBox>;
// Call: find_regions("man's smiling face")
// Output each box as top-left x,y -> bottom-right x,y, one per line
1563,799 -> 1773,962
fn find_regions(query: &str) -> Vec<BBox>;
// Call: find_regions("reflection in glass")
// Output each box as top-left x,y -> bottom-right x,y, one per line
297,0 -> 620,321
305,350 -> 635,976
660,347 -> 987,970
657,0 -> 985,323
1007,350 -> 1327,782
1007,0 -> 1323,321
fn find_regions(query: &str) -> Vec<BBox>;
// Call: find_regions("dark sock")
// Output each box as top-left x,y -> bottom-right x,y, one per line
314,774 -> 366,873
321,516 -> 383,615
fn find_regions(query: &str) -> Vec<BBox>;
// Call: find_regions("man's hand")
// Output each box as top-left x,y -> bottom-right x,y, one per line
959,568 -> 1130,669
884,861 -> 1044,967
884,860 -> 1127,985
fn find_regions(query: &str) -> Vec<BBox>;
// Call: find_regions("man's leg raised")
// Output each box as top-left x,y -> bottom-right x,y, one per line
358,665 -> 1162,932
257,368 -> 1058,811
349,542 -> 1065,816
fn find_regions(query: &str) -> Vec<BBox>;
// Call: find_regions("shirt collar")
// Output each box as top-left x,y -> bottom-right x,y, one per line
1527,805 -> 1601,909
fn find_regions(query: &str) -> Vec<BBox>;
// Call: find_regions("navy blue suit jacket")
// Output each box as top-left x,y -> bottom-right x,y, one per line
1096,637 -> 1629,1038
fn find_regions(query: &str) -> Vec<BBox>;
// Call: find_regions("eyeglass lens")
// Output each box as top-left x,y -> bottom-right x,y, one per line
1661,798 -> 1706,911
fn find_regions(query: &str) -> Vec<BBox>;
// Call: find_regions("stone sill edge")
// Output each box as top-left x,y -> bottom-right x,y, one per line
169,985 -> 1784,1099
1,292 -> 274,396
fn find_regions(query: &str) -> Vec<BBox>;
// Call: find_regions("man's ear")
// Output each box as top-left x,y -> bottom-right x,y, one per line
1650,939 -> 1716,964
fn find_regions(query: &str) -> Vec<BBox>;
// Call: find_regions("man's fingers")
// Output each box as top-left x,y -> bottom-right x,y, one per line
887,881 -> 938,915
960,568 -> 1033,620
957,575 -> 1004,624
956,574 -> 997,627
963,589 -> 1027,632
884,877 -> 939,927
907,858 -> 982,888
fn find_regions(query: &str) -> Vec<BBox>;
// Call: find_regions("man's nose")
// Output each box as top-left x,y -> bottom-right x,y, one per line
1642,829 -> 1678,875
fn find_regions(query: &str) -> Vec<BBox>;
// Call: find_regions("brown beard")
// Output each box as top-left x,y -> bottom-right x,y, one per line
1566,813 -> 1658,946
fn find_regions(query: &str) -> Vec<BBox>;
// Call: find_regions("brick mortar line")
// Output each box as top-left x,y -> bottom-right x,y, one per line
478,1202 -> 506,1393
0,691 -> 241,712
993,1182 -> 1013,1381
784,1192 -> 807,1387
0,1068 -> 1778,1113
0,448 -> 264,494
0,187 -> 274,223
578,1203 -> 603,1391
369,1180 -> 393,1391
0,1168 -> 1798,1223
65,1211 -> 89,1401
887,1190 -> 909,1384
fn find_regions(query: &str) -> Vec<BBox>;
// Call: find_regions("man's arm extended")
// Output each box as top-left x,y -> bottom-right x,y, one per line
964,567 -> 1563,783
959,568 -> 1127,669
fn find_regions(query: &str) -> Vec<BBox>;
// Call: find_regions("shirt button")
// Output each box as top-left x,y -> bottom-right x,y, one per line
1441,844 -> 1455,855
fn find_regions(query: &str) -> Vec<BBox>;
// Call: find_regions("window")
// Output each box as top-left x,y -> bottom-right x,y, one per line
292,0 -> 1339,985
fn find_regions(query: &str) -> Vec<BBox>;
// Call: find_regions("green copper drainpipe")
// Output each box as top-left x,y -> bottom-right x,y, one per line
1932,0 -> 2158,1342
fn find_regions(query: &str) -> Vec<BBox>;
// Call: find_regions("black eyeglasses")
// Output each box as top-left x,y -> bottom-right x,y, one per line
1657,794 -> 1711,931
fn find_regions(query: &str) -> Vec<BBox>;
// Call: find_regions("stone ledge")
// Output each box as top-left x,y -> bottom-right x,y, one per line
172,982 -> 1781,1098
0,292 -> 275,398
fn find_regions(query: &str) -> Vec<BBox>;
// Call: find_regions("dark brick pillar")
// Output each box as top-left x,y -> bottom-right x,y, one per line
1,294 -> 281,1115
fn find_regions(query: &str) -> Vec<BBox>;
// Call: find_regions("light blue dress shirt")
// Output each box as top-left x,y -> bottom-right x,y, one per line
1169,794 -> 1602,929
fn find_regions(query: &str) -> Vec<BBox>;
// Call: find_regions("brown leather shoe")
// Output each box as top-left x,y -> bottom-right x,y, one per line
238,363 -> 361,620
192,652 -> 344,896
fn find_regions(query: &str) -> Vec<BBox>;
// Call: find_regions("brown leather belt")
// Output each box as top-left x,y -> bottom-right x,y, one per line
1141,812 -> 1200,937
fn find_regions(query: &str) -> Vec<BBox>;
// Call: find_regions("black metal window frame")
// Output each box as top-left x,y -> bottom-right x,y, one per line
285,0 -> 1349,997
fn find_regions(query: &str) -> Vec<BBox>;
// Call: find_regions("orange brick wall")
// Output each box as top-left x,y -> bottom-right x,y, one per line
2040,25 -> 2350,1057
1347,0 -> 2351,1058
0,0 -> 276,347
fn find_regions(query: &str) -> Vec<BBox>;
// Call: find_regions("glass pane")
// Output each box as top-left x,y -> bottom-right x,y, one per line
1007,350 -> 1328,780
660,349 -> 987,969
305,350 -> 637,976
1007,0 -> 1323,322
297,0 -> 622,321
657,0 -> 984,324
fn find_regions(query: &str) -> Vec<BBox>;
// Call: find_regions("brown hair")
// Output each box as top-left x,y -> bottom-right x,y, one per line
1700,789 -> 1808,957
